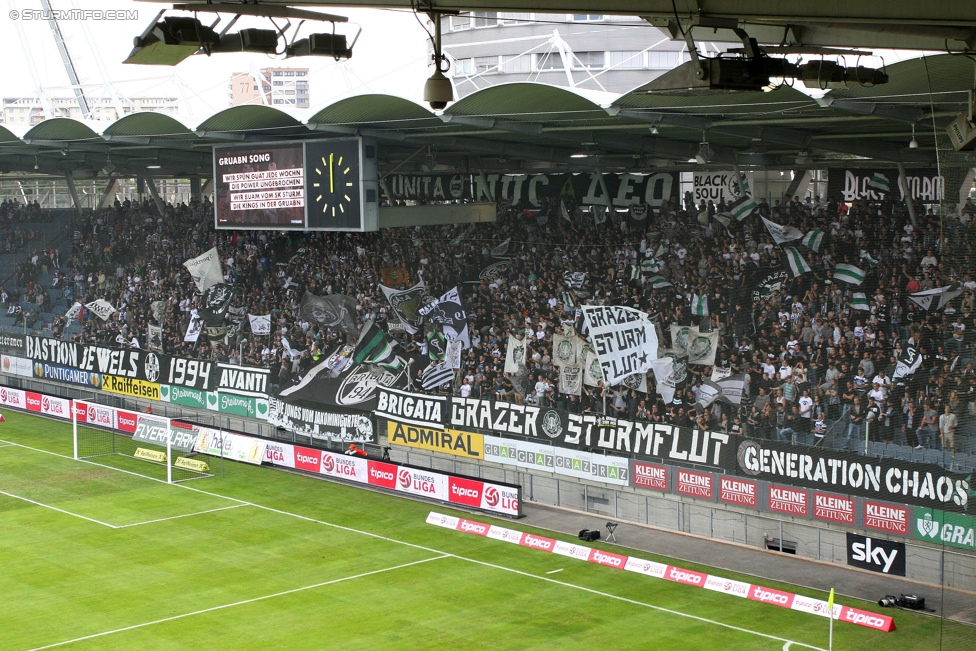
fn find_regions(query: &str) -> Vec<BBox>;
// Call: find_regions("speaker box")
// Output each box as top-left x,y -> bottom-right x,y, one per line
578,529 -> 600,542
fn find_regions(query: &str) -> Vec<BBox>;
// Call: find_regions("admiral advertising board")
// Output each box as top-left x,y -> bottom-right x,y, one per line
386,420 -> 483,459
734,439 -> 970,513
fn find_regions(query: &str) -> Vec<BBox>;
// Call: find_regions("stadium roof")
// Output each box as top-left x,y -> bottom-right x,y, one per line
0,54 -> 972,181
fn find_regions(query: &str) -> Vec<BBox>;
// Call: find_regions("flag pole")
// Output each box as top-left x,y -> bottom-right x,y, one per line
827,587 -> 835,651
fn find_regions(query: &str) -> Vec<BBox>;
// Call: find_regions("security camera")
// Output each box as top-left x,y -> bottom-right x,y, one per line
424,69 -> 453,111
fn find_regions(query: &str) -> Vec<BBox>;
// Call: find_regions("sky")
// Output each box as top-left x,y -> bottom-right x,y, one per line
0,0 -> 433,123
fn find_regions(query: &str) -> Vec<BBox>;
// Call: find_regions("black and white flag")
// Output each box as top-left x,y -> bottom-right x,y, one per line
559,365 -> 583,396
300,292 -> 359,339
147,324 -> 163,353
491,238 -> 512,257
64,302 -> 83,320
908,286 -> 963,311
418,286 -> 469,348
248,313 -> 272,336
380,280 -> 428,334
184,314 -> 204,342
893,346 -> 924,379
717,374 -> 749,404
85,299 -> 116,321
563,271 -> 587,289
504,334 -> 527,374
183,247 -> 224,293
421,362 -> 454,391
581,305 -> 659,385
445,339 -> 463,370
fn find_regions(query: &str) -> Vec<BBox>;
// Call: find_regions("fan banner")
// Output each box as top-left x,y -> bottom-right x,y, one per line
248,313 -> 272,336
267,397 -> 375,443
581,305 -> 659,385
380,281 -> 428,334
147,324 -> 163,353
375,387 -> 448,429
504,334 -> 526,374
183,247 -> 224,293
552,331 -> 581,368
300,292 -> 359,339
85,299 -> 116,321
558,364 -> 583,396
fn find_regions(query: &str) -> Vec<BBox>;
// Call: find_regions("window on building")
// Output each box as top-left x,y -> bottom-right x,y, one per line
499,12 -> 532,23
253,85 -> 258,90
272,71 -> 282,76
610,51 -> 643,69
647,51 -> 681,69
574,51 -> 604,69
572,14 -> 603,21
501,54 -> 532,74
453,58 -> 474,76
474,56 -> 496,74
274,99 -> 283,104
537,52 -> 564,70
297,71 -> 307,76
473,11 -> 497,27
274,81 -> 283,86
450,14 -> 470,31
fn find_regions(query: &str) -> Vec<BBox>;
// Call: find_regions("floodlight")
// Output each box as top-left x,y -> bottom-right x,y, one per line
124,16 -> 220,65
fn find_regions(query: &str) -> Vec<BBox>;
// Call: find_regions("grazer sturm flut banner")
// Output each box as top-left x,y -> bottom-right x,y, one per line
734,439 -> 971,513
380,171 -> 679,208
581,305 -> 659,385
449,398 -> 734,469
375,387 -> 447,429
267,397 -> 375,443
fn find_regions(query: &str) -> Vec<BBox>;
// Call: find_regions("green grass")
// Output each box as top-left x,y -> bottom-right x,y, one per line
0,410 -> 971,651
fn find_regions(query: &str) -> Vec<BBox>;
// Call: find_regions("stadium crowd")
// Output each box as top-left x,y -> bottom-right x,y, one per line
3,188 -> 976,453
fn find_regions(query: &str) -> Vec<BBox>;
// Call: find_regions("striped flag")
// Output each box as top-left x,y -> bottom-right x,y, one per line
785,247 -> 812,277
728,174 -> 757,221
801,229 -> 824,252
860,250 -> 878,267
833,263 -> 866,285
354,321 -> 402,370
648,275 -> 673,289
421,362 -> 454,391
867,172 -> 891,193
561,292 -> 577,308
851,293 -> 871,311
630,264 -> 642,281
761,216 -> 803,244
690,294 -> 709,316
641,259 -> 661,275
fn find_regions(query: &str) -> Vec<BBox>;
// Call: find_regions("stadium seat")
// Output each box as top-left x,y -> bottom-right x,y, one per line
890,445 -> 913,461
868,441 -> 886,458
922,449 -> 945,466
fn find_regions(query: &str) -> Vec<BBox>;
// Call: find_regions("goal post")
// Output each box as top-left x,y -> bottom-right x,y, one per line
72,399 -> 212,484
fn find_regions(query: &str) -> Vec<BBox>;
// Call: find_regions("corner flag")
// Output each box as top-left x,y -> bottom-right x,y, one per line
827,588 -> 834,611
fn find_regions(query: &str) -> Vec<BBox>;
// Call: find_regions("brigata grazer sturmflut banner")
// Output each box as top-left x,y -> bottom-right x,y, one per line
734,439 -> 971,513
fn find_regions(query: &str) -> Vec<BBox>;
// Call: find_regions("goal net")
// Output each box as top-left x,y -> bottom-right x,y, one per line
72,400 -> 212,484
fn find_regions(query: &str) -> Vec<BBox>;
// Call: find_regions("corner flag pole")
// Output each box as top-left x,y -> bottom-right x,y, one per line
827,587 -> 835,650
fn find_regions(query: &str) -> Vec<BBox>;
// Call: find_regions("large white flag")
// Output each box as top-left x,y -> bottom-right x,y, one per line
647,357 -> 676,404
761,217 -> 803,245
552,331 -> 580,367
686,329 -> 719,366
559,365 -> 583,396
184,314 -> 204,342
248,313 -> 272,336
183,247 -> 224,293
581,305 -> 659,385
64,302 -> 83,320
85,299 -> 116,321
908,286 -> 963,311
504,334 -> 526,374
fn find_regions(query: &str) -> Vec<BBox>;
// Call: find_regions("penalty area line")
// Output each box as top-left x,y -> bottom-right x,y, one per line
23,554 -> 450,651
116,504 -> 250,528
0,489 -> 119,529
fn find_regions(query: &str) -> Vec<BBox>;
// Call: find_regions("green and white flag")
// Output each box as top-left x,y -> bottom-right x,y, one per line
851,293 -> 871,311
785,247 -> 812,277
630,264 -> 642,281
867,172 -> 891,193
761,216 -> 803,245
690,294 -> 709,316
833,263 -> 866,285
648,275 -> 673,289
640,259 -> 660,275
860,250 -> 879,267
728,174 -> 757,221
801,228 -> 824,252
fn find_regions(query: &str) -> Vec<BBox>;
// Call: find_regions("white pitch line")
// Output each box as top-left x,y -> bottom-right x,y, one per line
546,568 -> 564,574
0,489 -> 119,529
3,438 -> 828,651
24,554 -> 449,651
116,504 -> 249,529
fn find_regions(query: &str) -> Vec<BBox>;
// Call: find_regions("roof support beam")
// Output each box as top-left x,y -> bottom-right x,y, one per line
63,173 -> 84,219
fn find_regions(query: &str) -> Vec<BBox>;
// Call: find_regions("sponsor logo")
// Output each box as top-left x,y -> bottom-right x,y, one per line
264,443 -> 292,466
633,462 -> 668,491
397,468 -> 412,489
864,501 -> 909,535
842,610 -> 887,628
322,455 -> 335,473
769,486 -> 809,516
294,448 -> 322,472
704,575 -> 751,597
387,421 -> 483,459
483,486 -> 499,507
676,470 -> 713,499
589,550 -> 626,568
459,519 -> 488,535
814,492 -> 855,525
667,567 -> 705,585
847,533 -> 906,575
521,534 -> 555,552
750,586 -> 792,607
117,411 -> 138,432
144,353 -> 160,382
720,477 -> 756,507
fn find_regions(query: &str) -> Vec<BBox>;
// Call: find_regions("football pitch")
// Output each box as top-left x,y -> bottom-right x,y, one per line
0,410 -> 970,651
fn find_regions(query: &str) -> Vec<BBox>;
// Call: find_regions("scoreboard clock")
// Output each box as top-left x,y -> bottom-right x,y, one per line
305,138 -> 378,231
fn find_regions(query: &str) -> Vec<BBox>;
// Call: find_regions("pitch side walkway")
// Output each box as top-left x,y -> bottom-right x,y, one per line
519,502 -> 976,626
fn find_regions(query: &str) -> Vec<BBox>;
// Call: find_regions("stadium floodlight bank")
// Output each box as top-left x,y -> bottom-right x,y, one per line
72,400 -> 213,484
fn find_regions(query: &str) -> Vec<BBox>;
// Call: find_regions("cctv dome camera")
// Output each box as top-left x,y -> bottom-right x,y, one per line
424,69 -> 453,111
